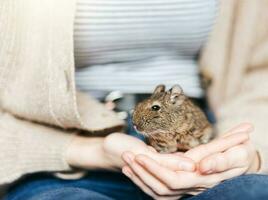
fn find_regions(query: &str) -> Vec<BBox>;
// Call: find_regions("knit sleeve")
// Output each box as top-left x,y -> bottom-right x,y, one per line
215,68 -> 268,174
0,111 -> 75,185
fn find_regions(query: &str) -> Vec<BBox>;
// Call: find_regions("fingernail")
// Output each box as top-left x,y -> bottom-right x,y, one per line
136,157 -> 145,166
122,168 -> 132,178
180,162 -> 195,171
204,170 -> 214,174
202,161 -> 215,174
122,154 -> 132,164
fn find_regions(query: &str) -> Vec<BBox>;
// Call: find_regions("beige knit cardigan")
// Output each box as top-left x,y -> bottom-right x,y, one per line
0,0 -> 268,186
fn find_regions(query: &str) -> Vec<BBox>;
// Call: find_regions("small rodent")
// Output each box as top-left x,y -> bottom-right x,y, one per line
132,84 -> 214,153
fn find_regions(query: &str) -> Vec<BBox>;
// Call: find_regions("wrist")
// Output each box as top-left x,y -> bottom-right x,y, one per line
65,135 -> 116,170
102,133 -> 127,170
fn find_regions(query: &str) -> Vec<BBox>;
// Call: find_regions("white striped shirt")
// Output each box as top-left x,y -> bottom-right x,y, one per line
74,0 -> 218,98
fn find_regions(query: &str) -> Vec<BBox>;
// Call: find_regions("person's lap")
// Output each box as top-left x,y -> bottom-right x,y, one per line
6,172 -> 268,200
6,171 -> 152,200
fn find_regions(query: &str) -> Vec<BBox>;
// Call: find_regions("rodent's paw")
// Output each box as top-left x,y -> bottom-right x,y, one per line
152,144 -> 178,154
200,126 -> 214,144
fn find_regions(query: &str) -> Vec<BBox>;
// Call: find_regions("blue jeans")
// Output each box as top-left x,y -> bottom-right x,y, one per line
6,173 -> 268,200
5,108 -> 268,200
6,171 -> 152,200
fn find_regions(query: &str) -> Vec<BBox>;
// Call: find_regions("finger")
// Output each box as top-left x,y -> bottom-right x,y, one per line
221,123 -> 254,137
187,188 -> 206,196
207,167 -> 247,185
134,154 -> 199,189
123,150 -> 195,172
199,142 -> 252,174
122,166 -> 158,198
190,167 -> 246,189
123,152 -> 177,195
123,152 -> 203,190
129,161 -> 174,195
150,153 -> 196,172
122,166 -> 182,200
124,156 -> 208,197
133,154 -> 236,194
185,130 -> 250,162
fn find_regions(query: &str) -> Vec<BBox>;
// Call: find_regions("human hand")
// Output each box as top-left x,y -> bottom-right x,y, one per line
102,133 -> 195,171
186,123 -> 260,175
121,123 -> 257,199
65,132 -> 195,171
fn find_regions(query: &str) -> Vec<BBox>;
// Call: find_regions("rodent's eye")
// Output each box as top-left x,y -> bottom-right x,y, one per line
151,105 -> 161,111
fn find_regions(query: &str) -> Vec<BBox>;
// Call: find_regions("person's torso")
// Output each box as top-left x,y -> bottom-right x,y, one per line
74,0 -> 218,98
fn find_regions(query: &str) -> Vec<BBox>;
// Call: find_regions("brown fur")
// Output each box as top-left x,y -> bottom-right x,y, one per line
132,84 -> 214,153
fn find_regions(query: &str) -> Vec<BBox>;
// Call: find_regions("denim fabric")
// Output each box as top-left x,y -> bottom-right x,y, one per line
6,173 -> 268,200
6,171 -> 152,200
187,174 -> 268,200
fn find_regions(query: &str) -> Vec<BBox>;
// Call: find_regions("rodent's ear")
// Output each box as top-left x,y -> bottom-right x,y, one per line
171,85 -> 183,94
169,85 -> 185,104
152,84 -> 166,95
